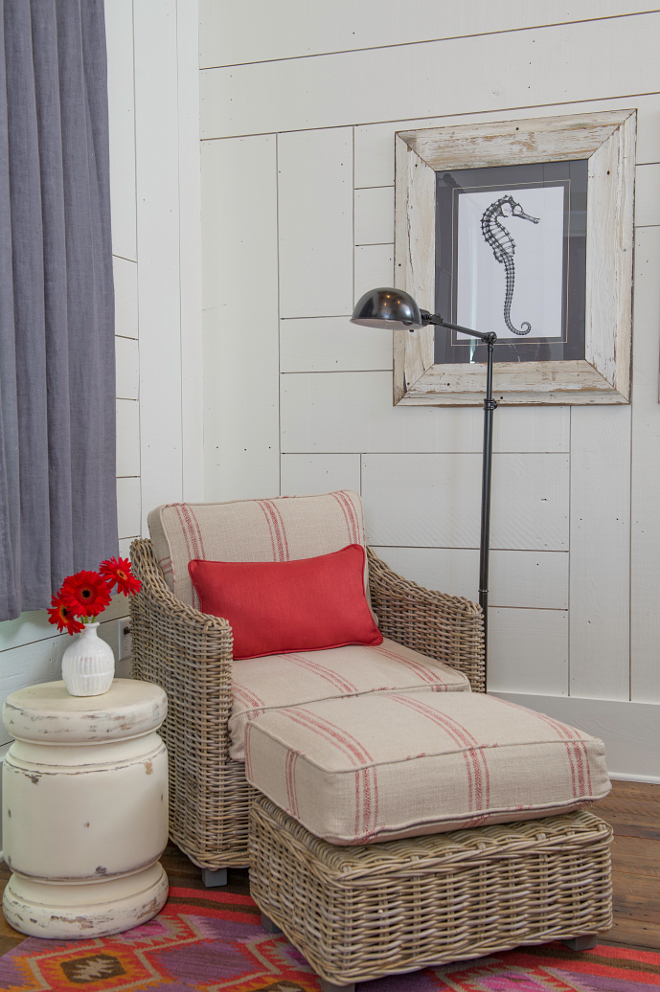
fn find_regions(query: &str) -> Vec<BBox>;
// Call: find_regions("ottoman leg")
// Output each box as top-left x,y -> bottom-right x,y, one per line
319,981 -> 355,992
261,913 -> 282,934
562,935 -> 598,951
202,868 -> 228,888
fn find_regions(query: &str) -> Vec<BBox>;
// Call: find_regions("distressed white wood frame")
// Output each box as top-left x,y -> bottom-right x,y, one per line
394,110 -> 636,406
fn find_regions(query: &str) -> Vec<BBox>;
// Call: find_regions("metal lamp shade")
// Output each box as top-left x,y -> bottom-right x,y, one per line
351,287 -> 423,330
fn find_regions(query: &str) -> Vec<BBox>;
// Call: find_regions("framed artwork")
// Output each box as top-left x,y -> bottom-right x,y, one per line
393,110 -> 636,405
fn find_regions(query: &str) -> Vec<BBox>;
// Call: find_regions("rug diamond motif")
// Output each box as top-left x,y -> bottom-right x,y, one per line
0,888 -> 658,992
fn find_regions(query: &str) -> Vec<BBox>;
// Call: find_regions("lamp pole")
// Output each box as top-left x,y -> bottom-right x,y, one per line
420,312 -> 497,667
351,288 -> 498,684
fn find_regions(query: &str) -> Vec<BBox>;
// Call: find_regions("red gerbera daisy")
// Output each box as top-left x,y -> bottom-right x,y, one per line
47,594 -> 85,635
99,556 -> 141,597
61,570 -> 113,618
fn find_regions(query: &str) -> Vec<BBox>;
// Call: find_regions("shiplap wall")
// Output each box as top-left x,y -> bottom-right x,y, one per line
200,2 -> 660,781
0,0 -> 203,817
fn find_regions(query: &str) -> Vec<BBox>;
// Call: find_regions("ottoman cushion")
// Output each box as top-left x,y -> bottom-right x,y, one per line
244,691 -> 611,844
230,638 -> 470,760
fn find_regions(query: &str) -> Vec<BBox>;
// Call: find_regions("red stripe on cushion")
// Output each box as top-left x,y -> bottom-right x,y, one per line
232,685 -> 266,712
492,699 -> 592,799
279,707 -> 376,836
373,644 -> 448,684
508,703 -> 586,798
257,500 -> 290,561
280,707 -> 373,765
389,694 -> 490,813
332,491 -> 361,545
284,653 -> 359,696
256,500 -> 279,560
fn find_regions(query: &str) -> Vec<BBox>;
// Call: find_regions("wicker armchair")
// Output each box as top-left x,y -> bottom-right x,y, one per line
129,538 -> 485,872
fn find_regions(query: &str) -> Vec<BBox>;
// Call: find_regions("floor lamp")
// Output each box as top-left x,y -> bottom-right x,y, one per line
351,287 -> 498,681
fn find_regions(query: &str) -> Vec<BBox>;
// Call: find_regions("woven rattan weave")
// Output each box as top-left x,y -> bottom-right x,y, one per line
129,539 -> 484,870
249,795 -> 613,986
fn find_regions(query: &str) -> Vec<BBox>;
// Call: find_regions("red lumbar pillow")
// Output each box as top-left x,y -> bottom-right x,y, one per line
188,544 -> 383,660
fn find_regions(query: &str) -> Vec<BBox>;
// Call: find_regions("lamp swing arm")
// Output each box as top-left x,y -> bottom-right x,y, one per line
350,289 -> 498,683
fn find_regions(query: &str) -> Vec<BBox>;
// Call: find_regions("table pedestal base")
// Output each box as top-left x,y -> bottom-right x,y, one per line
3,862 -> 169,939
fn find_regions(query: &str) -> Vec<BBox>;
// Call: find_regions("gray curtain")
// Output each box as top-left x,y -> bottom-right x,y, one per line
0,0 -> 117,621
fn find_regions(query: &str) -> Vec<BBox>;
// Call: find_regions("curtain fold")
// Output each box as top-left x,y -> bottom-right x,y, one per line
0,0 -> 117,621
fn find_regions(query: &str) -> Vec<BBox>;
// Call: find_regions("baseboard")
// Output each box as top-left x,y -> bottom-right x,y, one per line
491,692 -> 660,782
608,771 -> 660,784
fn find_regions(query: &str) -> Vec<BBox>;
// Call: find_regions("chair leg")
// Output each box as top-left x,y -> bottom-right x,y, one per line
562,935 -> 598,951
260,912 -> 282,934
318,981 -> 355,992
202,868 -> 228,887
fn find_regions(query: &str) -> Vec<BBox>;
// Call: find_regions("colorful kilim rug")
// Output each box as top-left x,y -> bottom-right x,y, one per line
0,886 -> 658,992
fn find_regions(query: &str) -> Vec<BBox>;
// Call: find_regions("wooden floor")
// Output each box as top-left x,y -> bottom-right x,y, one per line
0,779 -> 658,958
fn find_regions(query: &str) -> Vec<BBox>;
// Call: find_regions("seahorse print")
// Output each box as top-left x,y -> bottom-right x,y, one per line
480,195 -> 540,335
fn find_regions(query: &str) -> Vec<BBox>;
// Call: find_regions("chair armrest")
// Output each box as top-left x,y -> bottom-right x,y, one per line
129,539 -> 243,867
367,547 -> 485,692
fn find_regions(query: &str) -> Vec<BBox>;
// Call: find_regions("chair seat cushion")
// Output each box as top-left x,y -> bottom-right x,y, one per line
244,691 -> 611,845
229,638 -> 470,761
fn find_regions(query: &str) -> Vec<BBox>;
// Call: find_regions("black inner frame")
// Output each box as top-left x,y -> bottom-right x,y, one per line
434,160 -> 587,365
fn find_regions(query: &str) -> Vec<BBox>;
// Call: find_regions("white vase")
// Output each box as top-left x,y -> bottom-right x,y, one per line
61,623 -> 115,696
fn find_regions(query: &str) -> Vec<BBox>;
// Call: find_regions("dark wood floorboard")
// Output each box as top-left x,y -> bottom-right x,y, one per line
595,780 -> 660,950
1,780 -> 659,957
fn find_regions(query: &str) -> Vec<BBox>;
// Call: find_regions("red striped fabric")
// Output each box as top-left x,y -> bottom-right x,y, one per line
243,691 -> 611,845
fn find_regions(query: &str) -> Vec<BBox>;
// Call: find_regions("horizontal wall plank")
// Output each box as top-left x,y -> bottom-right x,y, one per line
113,257 -> 139,339
354,187 -> 394,246
488,608 -> 568,696
202,135 -> 280,500
105,0 -> 136,260
354,94 -> 660,190
201,136 -> 280,501
0,639 -> 63,745
354,244 -> 394,305
0,596 -> 130,655
201,135 -> 277,311
636,163 -> 660,227
631,226 -> 660,703
116,399 -> 141,478
0,614 -> 128,747
115,337 -> 139,399
492,693 -> 660,782
281,454 -> 361,496
569,405 -> 631,701
361,452 -> 569,552
134,0 -> 184,531
117,477 -> 141,540
204,309 -> 280,501
200,14 -> 660,138
278,128 -> 353,319
281,371 -> 570,453
280,316 -> 393,373
372,546 -> 568,609
200,3 -> 656,69
177,0 -> 205,504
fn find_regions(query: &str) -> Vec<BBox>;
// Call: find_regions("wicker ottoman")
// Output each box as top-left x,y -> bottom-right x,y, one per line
249,795 -> 612,991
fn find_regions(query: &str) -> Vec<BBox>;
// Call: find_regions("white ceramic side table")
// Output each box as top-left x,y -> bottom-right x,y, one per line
1,679 -> 169,939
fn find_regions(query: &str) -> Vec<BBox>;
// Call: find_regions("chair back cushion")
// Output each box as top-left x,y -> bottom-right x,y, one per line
148,490 -> 368,609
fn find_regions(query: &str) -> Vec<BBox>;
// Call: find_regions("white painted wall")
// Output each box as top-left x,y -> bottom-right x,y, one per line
0,0 -> 204,849
200,4 -> 660,780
